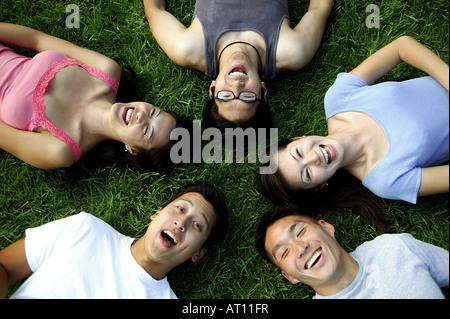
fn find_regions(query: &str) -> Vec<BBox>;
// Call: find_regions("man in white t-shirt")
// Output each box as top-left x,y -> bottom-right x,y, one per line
0,181 -> 228,299
255,205 -> 449,299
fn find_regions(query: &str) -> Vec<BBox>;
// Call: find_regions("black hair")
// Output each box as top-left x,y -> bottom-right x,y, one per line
162,181 -> 229,249
202,88 -> 273,133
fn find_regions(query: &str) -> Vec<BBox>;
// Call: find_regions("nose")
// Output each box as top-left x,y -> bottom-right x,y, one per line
294,240 -> 309,258
303,150 -> 320,166
135,111 -> 150,125
173,219 -> 186,232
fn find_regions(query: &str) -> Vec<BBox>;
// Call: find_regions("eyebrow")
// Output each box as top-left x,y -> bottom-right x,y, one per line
289,148 -> 305,185
272,221 -> 299,259
180,198 -> 210,228
149,109 -> 162,140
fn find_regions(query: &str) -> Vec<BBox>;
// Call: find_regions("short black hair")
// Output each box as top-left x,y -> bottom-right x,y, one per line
202,88 -> 273,133
163,181 -> 229,248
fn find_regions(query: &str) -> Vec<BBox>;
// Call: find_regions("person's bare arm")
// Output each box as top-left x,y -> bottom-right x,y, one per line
0,23 -> 121,82
0,239 -> 32,299
418,165 -> 449,197
350,36 -> 449,90
277,0 -> 334,71
0,123 -> 76,169
143,0 -> 204,70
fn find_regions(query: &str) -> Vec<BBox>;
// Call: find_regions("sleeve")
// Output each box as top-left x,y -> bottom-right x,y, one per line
363,166 -> 421,204
24,212 -> 90,272
324,73 -> 369,119
400,234 -> 449,288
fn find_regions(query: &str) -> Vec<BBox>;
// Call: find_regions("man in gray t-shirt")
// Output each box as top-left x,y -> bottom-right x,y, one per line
255,205 -> 449,298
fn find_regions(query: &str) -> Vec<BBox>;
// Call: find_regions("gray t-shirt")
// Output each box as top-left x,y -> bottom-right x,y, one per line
314,234 -> 449,299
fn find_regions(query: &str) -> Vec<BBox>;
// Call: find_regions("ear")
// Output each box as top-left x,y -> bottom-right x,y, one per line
261,82 -> 268,100
150,208 -> 162,220
209,81 -> 216,99
191,248 -> 208,262
282,272 -> 300,284
319,220 -> 335,238
125,145 -> 139,156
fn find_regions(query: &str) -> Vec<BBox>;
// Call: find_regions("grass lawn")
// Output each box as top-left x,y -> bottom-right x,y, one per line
0,0 -> 448,300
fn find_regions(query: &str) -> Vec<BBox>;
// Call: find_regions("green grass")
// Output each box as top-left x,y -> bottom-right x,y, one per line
0,0 -> 448,299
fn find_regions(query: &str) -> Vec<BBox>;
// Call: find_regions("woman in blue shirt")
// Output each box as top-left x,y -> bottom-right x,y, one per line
256,36 -> 448,231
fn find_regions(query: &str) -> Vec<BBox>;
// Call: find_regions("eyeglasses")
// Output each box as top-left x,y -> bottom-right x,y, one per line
214,90 -> 260,103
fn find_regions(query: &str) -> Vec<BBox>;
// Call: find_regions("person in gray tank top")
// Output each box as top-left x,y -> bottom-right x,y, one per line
144,0 -> 334,131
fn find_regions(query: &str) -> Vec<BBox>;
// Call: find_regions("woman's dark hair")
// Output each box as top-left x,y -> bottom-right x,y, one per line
202,88 -> 273,132
255,139 -> 390,233
65,111 -> 192,185
162,181 -> 229,249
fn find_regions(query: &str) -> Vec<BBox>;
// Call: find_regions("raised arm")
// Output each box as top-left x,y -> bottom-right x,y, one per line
277,0 -> 334,71
0,23 -> 121,82
350,36 -> 449,90
143,0 -> 205,70
0,239 -> 32,299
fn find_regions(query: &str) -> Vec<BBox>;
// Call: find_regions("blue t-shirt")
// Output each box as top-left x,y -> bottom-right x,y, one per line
324,73 -> 449,203
314,234 -> 449,299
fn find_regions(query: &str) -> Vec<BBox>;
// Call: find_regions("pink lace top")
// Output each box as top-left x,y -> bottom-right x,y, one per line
26,59 -> 119,162
0,43 -> 119,163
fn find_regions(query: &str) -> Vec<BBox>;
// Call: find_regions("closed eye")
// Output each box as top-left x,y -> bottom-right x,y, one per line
193,220 -> 202,232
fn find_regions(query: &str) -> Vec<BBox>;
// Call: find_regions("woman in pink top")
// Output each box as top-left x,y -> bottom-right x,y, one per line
0,23 -> 191,171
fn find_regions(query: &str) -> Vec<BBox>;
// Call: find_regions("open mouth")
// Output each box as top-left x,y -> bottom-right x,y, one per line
161,230 -> 178,247
123,108 -> 134,125
319,145 -> 335,165
229,65 -> 247,77
305,248 -> 322,270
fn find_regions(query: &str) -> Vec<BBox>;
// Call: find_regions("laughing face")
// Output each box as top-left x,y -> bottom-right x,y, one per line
210,51 -> 267,123
111,101 -> 176,155
264,215 -> 343,289
276,136 -> 342,190
144,192 -> 217,267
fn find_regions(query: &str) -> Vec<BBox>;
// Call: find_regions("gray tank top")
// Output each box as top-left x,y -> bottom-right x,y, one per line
193,0 -> 289,79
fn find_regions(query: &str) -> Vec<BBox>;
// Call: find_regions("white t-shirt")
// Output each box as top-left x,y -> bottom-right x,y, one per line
10,212 -> 177,299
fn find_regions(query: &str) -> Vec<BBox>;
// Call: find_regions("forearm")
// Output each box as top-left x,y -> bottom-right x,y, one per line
398,36 -> 449,91
0,23 -> 40,51
143,0 -> 166,12
307,0 -> 335,15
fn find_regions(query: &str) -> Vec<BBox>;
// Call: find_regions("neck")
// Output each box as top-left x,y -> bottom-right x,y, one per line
82,98 -> 117,141
217,41 -> 263,74
130,237 -> 174,281
327,122 -> 368,178
314,251 -> 359,297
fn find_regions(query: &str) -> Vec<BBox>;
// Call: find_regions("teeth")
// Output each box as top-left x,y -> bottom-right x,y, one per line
162,230 -> 178,245
320,145 -> 334,164
320,147 -> 329,164
125,109 -> 133,125
229,71 -> 246,76
306,249 -> 322,269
